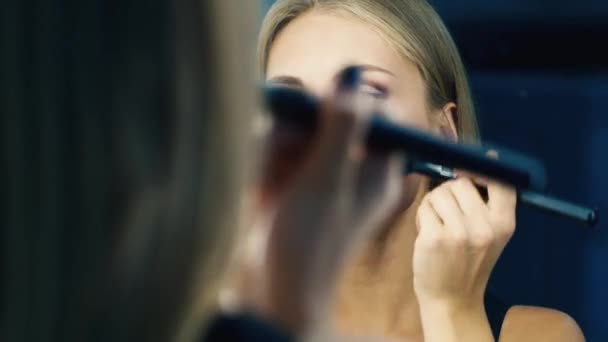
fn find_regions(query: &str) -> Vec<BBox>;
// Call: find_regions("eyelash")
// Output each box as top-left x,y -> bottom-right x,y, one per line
267,80 -> 389,98
360,82 -> 389,98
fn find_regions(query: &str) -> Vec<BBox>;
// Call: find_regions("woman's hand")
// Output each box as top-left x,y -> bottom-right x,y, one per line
259,67 -> 404,336
413,173 -> 517,341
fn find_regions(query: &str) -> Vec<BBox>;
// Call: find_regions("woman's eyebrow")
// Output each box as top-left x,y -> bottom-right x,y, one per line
356,64 -> 396,77
328,64 -> 397,84
268,65 -> 395,88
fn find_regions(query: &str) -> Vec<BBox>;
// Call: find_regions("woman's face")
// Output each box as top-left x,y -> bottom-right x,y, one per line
262,10 -> 446,210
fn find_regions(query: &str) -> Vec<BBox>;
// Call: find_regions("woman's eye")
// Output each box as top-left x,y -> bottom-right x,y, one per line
359,83 -> 388,98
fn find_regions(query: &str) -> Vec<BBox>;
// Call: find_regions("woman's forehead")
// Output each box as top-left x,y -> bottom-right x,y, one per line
266,11 -> 406,81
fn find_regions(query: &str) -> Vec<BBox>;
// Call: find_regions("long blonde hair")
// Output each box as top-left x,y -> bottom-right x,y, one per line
258,0 -> 479,142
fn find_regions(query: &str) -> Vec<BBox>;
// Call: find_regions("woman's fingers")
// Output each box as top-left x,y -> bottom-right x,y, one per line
481,150 -> 517,238
258,66 -> 371,203
309,67 -> 371,180
452,149 -> 516,239
448,178 -> 494,249
313,67 -> 405,241
259,120 -> 316,200
269,65 -> 393,251
258,67 -> 411,335
426,183 -> 468,243
448,177 -> 487,215
486,179 -> 517,215
416,197 -> 443,232
486,179 -> 517,239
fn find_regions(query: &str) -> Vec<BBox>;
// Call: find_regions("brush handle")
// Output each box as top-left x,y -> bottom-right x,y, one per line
409,161 -> 598,227
263,86 -> 547,191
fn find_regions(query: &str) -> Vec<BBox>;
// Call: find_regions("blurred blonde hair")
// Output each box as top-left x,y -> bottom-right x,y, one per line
258,0 -> 479,142
169,1 -> 259,340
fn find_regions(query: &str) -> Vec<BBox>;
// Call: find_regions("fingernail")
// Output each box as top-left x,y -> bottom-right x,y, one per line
486,150 -> 498,157
338,66 -> 361,92
484,146 -> 500,159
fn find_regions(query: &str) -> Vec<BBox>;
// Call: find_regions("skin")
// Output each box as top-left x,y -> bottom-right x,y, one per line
257,9 -> 585,342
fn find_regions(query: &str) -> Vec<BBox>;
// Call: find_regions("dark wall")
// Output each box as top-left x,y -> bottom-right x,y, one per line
472,72 -> 608,341
1,0 -> 174,339
430,1 -> 608,340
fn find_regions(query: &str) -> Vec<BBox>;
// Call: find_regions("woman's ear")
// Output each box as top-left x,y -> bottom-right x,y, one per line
438,102 -> 458,143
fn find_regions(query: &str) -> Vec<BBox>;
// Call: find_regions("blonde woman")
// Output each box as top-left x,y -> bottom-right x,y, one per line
242,0 -> 586,341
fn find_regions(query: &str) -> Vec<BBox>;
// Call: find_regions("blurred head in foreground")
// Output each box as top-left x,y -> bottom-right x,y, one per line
1,1 -> 258,341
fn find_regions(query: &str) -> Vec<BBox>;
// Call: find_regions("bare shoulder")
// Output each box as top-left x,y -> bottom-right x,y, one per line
499,305 -> 585,342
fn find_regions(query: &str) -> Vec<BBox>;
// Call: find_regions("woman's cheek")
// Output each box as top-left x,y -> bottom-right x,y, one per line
398,173 -> 425,212
382,94 -> 432,130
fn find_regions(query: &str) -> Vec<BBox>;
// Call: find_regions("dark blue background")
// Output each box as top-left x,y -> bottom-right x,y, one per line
263,1 -> 608,340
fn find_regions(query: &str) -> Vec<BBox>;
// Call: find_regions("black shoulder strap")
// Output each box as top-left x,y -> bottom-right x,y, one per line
484,292 -> 510,340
